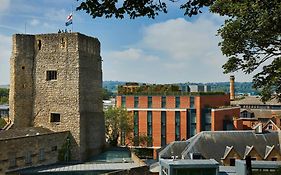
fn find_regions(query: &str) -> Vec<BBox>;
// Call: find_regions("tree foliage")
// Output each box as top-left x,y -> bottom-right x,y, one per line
104,106 -> 133,146
0,88 -> 9,105
76,0 -> 214,19
210,0 -> 281,102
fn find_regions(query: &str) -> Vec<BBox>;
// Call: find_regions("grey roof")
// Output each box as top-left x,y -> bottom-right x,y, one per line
0,105 -> 9,110
17,162 -> 141,174
231,96 -> 281,106
159,131 -> 281,163
0,127 -> 55,140
160,159 -> 219,168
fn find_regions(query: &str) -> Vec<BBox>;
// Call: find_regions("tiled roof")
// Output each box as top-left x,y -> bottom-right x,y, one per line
159,131 -> 281,163
0,127 -> 55,140
231,96 -> 281,105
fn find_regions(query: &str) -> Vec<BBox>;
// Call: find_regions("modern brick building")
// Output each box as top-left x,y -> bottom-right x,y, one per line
116,92 -> 240,156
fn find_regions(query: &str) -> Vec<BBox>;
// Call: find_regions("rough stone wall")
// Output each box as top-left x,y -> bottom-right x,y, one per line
78,34 -> 105,160
0,131 -> 69,174
9,34 -> 35,128
9,33 -> 105,161
32,33 -> 81,159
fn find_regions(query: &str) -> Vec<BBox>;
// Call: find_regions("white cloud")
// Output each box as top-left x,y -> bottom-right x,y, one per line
141,17 -> 220,61
30,19 -> 40,26
103,15 -> 254,83
0,34 -> 12,85
107,48 -> 160,62
0,0 -> 10,13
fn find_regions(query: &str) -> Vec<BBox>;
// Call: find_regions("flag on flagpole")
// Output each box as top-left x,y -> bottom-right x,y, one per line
65,13 -> 73,26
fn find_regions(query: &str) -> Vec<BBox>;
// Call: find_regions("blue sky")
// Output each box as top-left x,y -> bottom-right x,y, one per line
0,0 -> 255,85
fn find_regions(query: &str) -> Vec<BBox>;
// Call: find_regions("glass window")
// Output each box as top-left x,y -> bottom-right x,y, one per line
161,111 -> 166,146
175,96 -> 180,108
133,111 -> 139,146
39,148 -> 45,161
190,96 -> 195,108
147,111 -> 152,147
161,96 -> 166,108
190,124 -> 196,137
134,96 -> 139,108
25,151 -> 32,164
148,96 -> 152,108
121,96 -> 126,107
175,111 -> 180,141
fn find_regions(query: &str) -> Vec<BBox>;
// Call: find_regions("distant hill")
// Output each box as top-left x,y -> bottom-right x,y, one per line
0,85 -> 9,89
103,81 -> 259,95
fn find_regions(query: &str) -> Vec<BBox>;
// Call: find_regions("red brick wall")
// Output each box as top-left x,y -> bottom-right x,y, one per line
180,96 -> 189,108
152,96 -> 161,108
116,96 -> 122,107
126,96 -> 134,108
139,111 -> 147,136
166,111 -> 175,144
211,107 -> 240,131
139,96 -> 148,108
152,111 -> 161,147
180,111 -> 187,140
200,94 -> 230,108
166,96 -> 175,108
195,96 -> 201,133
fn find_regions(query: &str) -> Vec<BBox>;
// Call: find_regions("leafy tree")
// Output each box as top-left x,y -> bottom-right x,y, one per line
0,88 -> 9,105
104,106 -> 133,146
210,0 -> 281,102
102,88 -> 113,100
76,0 -> 213,19
0,118 -> 7,128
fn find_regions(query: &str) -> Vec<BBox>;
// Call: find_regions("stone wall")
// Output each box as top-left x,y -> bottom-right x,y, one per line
9,33 -> 105,161
0,131 -> 69,174
9,34 -> 35,128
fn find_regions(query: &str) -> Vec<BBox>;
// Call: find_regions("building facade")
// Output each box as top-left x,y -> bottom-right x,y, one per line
116,94 -> 240,153
1,32 -> 105,174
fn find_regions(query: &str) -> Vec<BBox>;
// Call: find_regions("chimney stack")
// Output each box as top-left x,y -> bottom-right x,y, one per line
230,75 -> 235,101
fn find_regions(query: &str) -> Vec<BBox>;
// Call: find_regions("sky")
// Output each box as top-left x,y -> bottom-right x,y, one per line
0,0 -> 256,85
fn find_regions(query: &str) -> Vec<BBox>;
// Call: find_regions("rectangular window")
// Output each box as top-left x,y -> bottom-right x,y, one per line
175,111 -> 180,141
189,109 -> 197,137
46,70 -> 57,81
161,96 -> 166,108
25,151 -> 32,164
161,111 -> 166,146
134,96 -> 139,108
121,96 -> 126,107
205,110 -> 211,131
230,158 -> 236,166
147,111 -> 153,147
190,96 -> 195,108
39,148 -> 45,161
148,96 -> 152,108
133,111 -> 139,146
9,153 -> 16,168
175,96 -> 180,108
50,113 -> 60,122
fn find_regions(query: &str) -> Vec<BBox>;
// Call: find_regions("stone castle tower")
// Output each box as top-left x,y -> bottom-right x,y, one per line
9,33 -> 105,161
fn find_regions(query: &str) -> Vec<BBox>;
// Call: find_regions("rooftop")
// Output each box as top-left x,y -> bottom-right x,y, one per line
0,127 -> 63,140
159,130 -> 281,163
232,96 -> 281,106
